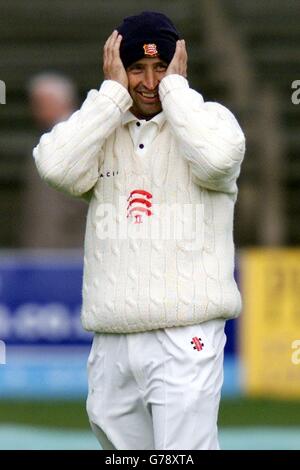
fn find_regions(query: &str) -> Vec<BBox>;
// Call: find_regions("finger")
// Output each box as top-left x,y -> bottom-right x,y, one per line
104,38 -> 110,64
110,30 -> 119,49
178,40 -> 187,67
104,31 -> 115,50
172,43 -> 183,69
175,40 -> 182,55
169,40 -> 181,65
112,34 -> 122,60
104,31 -> 114,64
178,40 -> 186,61
176,41 -> 187,76
181,40 -> 188,61
178,40 -> 185,55
106,30 -> 118,62
182,44 -> 188,78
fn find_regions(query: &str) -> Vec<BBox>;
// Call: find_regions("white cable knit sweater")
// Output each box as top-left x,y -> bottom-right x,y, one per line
33,74 -> 245,333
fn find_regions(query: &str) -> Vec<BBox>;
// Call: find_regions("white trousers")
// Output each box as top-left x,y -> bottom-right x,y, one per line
86,318 -> 226,450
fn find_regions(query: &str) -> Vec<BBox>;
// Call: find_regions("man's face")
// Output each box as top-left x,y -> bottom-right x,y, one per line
30,83 -> 73,131
126,57 -> 168,120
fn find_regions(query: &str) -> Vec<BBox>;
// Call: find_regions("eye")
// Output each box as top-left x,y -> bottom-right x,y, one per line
155,63 -> 167,72
128,64 -> 143,73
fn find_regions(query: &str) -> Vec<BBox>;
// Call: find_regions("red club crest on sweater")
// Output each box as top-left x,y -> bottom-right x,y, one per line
127,189 -> 153,224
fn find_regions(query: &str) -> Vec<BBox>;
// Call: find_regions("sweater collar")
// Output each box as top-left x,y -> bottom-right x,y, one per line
122,110 -> 166,130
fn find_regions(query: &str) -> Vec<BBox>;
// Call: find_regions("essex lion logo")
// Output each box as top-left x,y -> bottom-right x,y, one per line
127,189 -> 153,224
143,43 -> 158,57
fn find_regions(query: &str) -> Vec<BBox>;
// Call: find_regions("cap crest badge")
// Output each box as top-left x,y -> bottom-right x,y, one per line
143,43 -> 158,57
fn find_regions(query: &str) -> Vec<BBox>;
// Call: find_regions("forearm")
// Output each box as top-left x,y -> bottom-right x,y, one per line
33,80 -> 132,196
159,74 -> 245,192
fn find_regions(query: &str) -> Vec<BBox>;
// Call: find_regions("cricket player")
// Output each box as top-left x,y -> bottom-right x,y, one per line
33,11 -> 245,449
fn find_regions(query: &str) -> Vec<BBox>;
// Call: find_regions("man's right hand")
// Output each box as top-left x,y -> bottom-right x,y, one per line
103,30 -> 128,89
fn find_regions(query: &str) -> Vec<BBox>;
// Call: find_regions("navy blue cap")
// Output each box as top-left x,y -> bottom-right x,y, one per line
117,11 -> 180,68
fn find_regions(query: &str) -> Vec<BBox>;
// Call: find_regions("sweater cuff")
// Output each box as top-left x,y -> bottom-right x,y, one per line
159,74 -> 189,101
99,80 -> 133,113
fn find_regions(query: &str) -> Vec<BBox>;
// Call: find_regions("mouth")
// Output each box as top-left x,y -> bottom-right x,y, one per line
137,91 -> 160,104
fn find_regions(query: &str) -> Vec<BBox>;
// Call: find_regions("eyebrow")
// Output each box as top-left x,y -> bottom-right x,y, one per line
128,61 -> 168,69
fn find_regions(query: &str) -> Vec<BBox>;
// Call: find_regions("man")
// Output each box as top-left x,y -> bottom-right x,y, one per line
28,72 -> 78,131
21,72 -> 87,248
33,12 -> 245,450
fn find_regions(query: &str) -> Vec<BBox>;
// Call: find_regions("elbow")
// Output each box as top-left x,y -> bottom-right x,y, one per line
205,101 -> 246,168
212,131 -> 246,174
224,114 -> 246,166
33,144 -> 61,186
187,134 -> 245,178
233,131 -> 246,163
43,163 -> 98,197
187,141 -> 244,193
33,142 -> 99,197
33,144 -> 51,181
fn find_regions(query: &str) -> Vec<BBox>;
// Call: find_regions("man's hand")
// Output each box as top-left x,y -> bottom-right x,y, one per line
165,39 -> 188,78
103,30 -> 128,89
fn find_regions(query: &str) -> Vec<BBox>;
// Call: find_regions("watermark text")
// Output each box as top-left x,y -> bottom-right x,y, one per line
291,80 -> 300,105
0,80 -> 6,104
95,199 -> 204,251
0,340 -> 6,364
291,339 -> 300,365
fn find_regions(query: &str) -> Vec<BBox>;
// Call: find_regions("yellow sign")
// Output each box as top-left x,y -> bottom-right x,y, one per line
240,249 -> 300,398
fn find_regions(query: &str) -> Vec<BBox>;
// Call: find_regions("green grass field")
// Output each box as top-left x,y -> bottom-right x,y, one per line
1,398 -> 300,429
1,398 -> 300,449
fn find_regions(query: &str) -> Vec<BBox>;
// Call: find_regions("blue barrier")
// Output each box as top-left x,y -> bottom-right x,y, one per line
0,251 -> 92,345
0,250 -> 240,398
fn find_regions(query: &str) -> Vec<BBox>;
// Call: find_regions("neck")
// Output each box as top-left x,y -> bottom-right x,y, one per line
130,107 -> 160,121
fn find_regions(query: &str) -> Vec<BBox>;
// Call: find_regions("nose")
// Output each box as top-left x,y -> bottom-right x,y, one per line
143,69 -> 159,91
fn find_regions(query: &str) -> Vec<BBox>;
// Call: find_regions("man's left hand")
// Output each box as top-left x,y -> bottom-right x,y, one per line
165,40 -> 188,78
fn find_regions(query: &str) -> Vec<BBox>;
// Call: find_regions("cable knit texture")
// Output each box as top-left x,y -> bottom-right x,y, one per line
33,75 -> 245,333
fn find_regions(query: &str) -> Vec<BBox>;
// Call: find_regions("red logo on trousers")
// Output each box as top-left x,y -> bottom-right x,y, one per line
191,337 -> 204,351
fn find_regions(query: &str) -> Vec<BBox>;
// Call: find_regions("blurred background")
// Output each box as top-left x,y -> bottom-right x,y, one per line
0,0 -> 300,449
